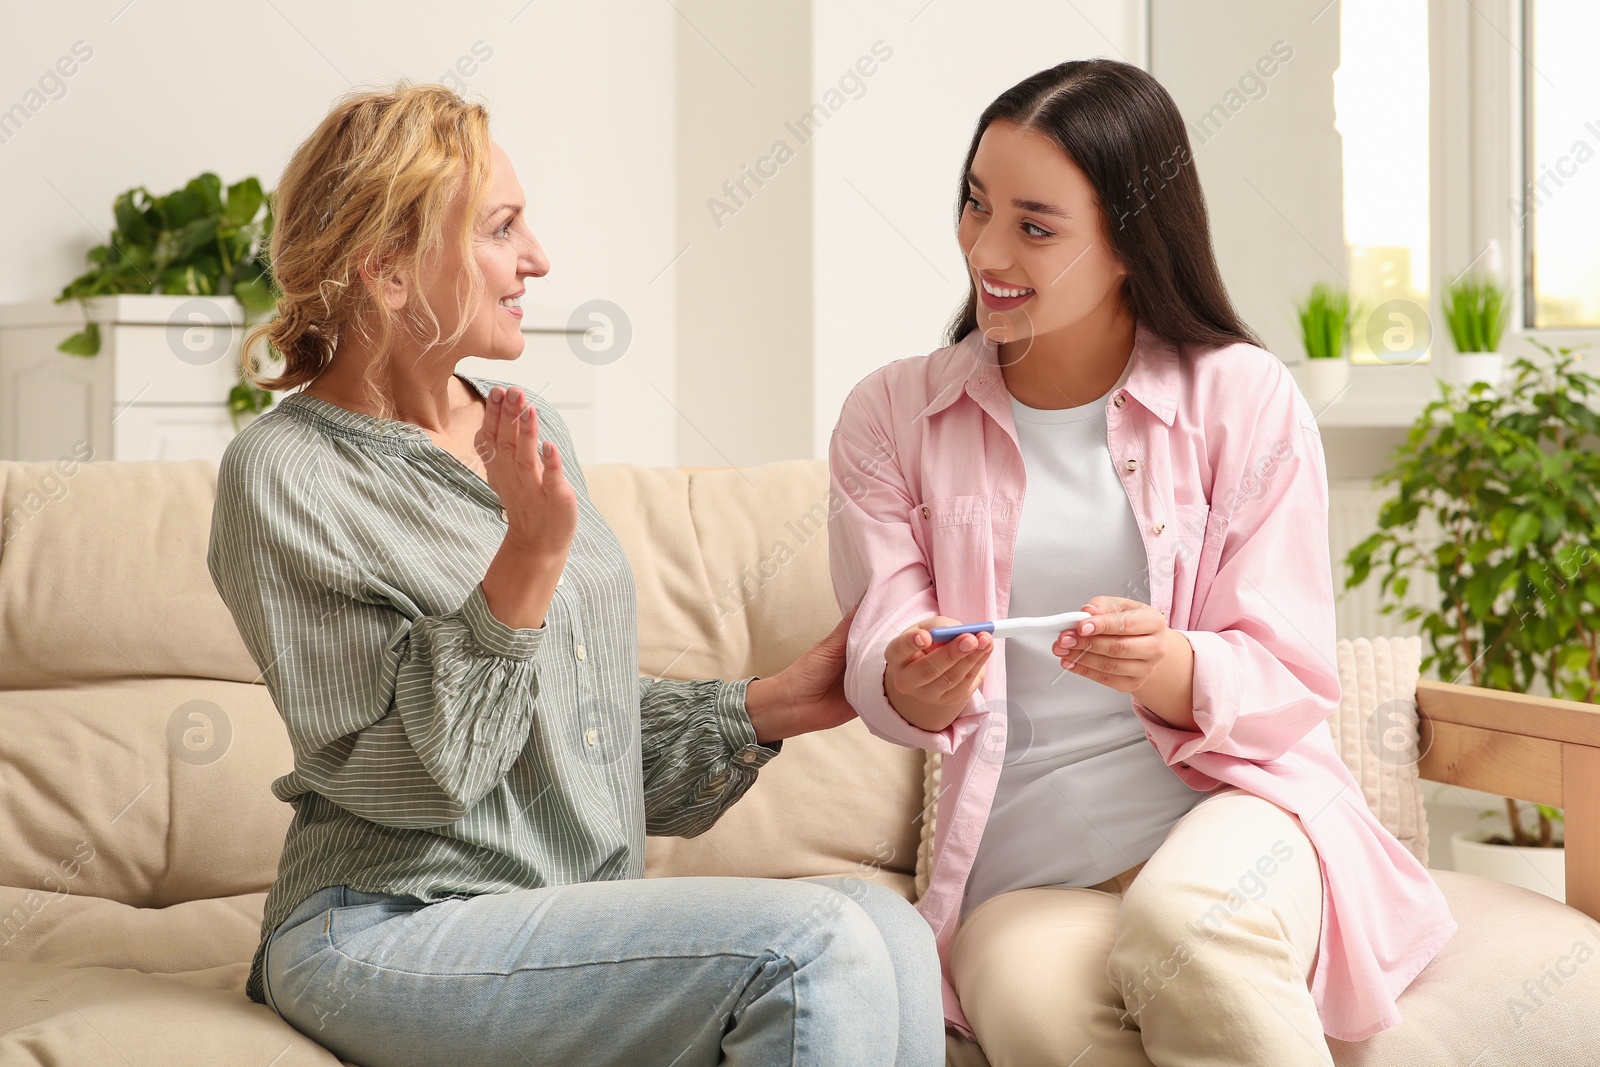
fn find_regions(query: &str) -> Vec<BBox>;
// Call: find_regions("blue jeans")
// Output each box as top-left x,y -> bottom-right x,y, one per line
262,874 -> 945,1066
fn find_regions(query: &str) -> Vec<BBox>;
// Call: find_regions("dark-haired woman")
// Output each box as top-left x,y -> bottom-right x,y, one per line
827,59 -> 1455,1065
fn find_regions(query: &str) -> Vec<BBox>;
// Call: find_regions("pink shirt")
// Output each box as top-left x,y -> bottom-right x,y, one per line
826,322 -> 1457,1042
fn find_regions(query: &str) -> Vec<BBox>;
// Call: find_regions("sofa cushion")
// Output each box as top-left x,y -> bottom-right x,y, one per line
0,679 -> 291,908
582,459 -> 844,681
587,461 -> 925,889
0,959 -> 353,1066
1330,636 -> 1430,864
681,460 -> 844,681
0,460 -> 260,688
645,719 -> 920,896
1324,868 -> 1600,1065
581,464 -> 736,679
0,889 -> 265,977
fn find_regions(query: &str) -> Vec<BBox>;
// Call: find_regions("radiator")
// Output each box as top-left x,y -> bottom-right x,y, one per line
1328,479 -> 1428,641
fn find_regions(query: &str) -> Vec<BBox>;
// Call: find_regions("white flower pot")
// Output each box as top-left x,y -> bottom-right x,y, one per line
1300,357 -> 1350,409
1450,829 -> 1565,903
1449,352 -> 1504,393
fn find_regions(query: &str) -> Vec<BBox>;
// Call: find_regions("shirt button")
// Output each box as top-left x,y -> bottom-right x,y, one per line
614,816 -> 623,828
1126,459 -> 1139,472
920,505 -> 931,519
496,506 -> 507,521
575,644 -> 586,661
585,728 -> 598,747
1154,522 -> 1166,535
738,750 -> 759,765
1113,392 -> 1126,408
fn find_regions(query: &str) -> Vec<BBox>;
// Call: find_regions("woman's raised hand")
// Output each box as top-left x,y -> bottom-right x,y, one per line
476,386 -> 578,560
883,617 -> 994,732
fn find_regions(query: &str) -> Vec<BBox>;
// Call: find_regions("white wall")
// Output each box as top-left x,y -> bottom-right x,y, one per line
1150,0 -> 1345,366
673,0 -> 816,468
0,0 -> 678,464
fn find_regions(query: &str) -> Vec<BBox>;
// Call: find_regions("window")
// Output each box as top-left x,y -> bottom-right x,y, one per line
1335,0 -> 1432,365
1521,1 -> 1600,329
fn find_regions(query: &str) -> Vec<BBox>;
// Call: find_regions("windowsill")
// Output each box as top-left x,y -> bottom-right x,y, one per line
1313,394 -> 1430,428
1295,361 -> 1439,429
1298,328 -> 1600,429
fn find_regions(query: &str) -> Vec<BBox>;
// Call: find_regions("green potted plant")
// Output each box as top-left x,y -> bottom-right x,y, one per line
1345,340 -> 1599,899
1441,273 -> 1511,393
1294,281 -> 1356,409
54,172 -> 278,426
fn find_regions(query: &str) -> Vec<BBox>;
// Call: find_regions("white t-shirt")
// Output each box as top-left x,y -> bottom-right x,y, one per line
960,359 -> 1208,919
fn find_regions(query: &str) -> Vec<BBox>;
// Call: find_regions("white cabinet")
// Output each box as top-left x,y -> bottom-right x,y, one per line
0,296 -> 249,463
0,297 -> 595,464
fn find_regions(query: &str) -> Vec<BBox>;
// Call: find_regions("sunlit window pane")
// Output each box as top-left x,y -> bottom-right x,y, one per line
1335,0 -> 1431,364
1524,0 -> 1600,328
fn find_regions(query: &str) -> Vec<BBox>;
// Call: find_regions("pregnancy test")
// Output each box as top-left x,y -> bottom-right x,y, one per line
928,611 -> 1092,644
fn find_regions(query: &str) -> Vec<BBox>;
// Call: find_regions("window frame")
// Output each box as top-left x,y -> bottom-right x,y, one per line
1433,0 -> 1599,363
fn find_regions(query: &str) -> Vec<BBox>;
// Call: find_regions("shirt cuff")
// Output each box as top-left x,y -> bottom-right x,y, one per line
1131,628 -> 1239,765
717,677 -> 783,765
461,582 -> 548,659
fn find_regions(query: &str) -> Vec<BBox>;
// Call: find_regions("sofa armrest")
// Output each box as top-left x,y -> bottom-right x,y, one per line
1415,678 -> 1600,920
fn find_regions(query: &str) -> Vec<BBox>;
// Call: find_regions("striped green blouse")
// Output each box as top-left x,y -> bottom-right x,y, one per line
206,373 -> 781,1007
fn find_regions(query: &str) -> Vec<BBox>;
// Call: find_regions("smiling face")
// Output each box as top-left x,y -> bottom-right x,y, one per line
956,120 -> 1129,348
411,140 -> 550,362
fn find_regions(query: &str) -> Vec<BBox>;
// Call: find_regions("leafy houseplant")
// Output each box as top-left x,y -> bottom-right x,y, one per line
54,173 -> 277,426
1293,282 -> 1356,408
1441,274 -> 1511,390
1345,340 -> 1600,848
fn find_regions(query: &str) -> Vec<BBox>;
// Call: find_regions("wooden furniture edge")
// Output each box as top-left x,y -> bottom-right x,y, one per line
1416,678 -> 1600,919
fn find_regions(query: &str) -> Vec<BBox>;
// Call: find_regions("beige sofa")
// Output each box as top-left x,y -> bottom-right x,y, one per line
1,456 -> 1598,1066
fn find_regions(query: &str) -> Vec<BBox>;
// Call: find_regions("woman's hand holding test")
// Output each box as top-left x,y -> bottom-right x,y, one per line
882,617 -> 996,733
1057,595 -> 1197,730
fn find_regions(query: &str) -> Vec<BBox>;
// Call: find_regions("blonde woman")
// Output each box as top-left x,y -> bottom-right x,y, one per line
207,83 -> 943,1067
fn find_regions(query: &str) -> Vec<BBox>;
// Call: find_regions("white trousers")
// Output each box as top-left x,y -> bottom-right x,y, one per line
950,786 -> 1330,1067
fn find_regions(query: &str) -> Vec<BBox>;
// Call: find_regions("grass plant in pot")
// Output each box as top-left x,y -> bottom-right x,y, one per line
1345,341 -> 1600,901
1294,281 -> 1355,410
1442,273 -> 1511,394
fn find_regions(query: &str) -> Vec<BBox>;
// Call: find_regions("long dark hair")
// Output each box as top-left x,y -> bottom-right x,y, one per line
946,59 -> 1261,350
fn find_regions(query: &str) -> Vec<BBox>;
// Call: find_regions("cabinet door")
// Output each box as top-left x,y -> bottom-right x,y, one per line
111,406 -> 238,462
111,315 -> 245,405
0,324 -> 111,462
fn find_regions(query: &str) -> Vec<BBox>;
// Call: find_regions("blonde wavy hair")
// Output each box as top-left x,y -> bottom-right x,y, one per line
243,81 -> 493,424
